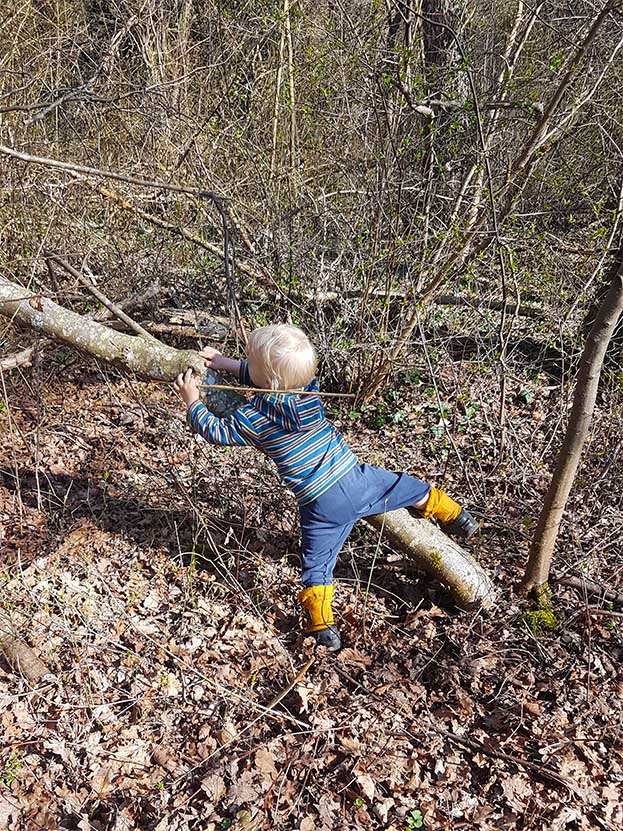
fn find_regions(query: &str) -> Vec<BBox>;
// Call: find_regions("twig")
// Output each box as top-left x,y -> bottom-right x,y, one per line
45,254 -> 159,342
0,143 -> 223,201
264,655 -> 314,711
270,7 -> 287,183
558,574 -> 623,605
199,383 -> 355,398
284,0 -> 298,202
404,724 -> 583,797
586,606 -> 623,618
302,290 -> 545,319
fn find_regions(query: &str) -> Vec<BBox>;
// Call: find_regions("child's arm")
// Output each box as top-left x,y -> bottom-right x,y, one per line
201,348 -> 259,387
200,347 -> 241,377
173,369 -> 256,446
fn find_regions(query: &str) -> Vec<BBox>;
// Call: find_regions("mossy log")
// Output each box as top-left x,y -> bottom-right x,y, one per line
1,275 -> 496,609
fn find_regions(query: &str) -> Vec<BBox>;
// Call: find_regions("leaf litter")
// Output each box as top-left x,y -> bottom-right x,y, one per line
0,365 -> 622,830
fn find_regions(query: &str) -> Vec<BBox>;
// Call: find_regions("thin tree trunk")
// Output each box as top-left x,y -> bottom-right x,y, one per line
0,275 -> 496,608
522,249 -> 623,592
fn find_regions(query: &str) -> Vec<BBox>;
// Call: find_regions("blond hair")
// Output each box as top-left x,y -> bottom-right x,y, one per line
246,324 -> 317,389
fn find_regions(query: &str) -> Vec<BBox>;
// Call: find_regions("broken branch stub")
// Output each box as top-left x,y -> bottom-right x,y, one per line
0,613 -> 51,684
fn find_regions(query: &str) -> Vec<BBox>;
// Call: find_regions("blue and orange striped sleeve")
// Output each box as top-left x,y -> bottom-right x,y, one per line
187,400 -> 257,447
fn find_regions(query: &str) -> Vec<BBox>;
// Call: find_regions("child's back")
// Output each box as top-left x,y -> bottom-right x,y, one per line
188,360 -> 357,504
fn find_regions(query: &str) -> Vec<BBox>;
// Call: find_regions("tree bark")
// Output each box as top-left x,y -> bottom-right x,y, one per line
0,275 -> 496,608
367,510 -> 495,609
0,274 -> 239,417
522,249 -> 623,592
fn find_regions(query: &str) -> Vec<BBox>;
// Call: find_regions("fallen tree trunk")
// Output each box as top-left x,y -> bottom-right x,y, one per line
301,290 -> 545,320
0,275 -> 496,608
367,510 -> 495,609
0,274 -> 239,417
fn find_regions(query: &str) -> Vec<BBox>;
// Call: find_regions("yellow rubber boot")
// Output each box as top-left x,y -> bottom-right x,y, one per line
298,585 -> 341,650
298,585 -> 335,631
416,488 -> 479,539
419,487 -> 462,523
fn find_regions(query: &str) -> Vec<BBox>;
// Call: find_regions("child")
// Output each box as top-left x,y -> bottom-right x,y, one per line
173,324 -> 477,650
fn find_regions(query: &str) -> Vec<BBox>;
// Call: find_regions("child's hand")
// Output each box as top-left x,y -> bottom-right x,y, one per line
200,346 -> 223,371
173,368 -> 201,407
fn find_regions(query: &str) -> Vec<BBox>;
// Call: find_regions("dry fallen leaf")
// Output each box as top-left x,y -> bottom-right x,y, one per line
254,747 -> 278,781
201,773 -> 226,803
337,647 -> 372,668
501,773 -> 533,812
355,769 -> 376,801
338,735 -> 362,755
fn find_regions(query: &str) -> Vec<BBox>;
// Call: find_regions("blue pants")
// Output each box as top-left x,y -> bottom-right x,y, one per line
298,463 -> 431,586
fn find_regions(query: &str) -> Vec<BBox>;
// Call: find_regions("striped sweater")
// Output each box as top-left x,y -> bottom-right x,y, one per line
187,360 -> 357,504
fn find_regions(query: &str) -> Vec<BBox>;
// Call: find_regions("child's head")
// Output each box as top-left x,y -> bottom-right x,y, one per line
246,324 -> 317,390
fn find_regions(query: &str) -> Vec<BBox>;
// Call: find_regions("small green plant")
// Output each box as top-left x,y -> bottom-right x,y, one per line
603,601 -> 617,630
462,401 -> 480,419
354,797 -> 364,808
0,402 -> 6,413
516,389 -> 535,406
406,808 -> 424,829
1,752 -> 24,787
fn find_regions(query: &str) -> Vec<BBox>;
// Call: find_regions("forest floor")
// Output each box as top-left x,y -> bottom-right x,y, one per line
1,348 -> 622,831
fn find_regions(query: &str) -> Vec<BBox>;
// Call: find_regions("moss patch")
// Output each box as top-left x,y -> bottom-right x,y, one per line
430,549 -> 443,571
521,582 -> 560,635
521,607 -> 560,635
